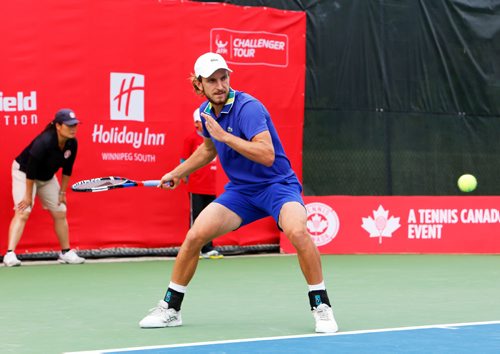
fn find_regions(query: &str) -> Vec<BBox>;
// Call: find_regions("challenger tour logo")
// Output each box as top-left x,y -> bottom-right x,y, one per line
210,28 -> 288,67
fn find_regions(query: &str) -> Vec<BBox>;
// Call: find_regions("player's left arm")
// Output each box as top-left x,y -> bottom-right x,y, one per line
202,113 -> 274,167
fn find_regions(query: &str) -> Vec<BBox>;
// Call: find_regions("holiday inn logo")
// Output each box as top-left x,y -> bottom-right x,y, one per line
110,73 -> 145,122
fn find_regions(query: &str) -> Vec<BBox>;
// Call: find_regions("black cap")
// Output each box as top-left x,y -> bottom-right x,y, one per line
54,109 -> 80,126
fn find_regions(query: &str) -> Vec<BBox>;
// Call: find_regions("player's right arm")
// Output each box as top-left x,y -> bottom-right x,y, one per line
160,137 -> 217,189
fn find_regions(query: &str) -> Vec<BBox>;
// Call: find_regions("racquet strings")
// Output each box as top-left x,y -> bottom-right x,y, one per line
72,178 -> 127,191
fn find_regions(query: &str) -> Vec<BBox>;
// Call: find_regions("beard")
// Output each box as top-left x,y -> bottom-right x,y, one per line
206,90 -> 229,106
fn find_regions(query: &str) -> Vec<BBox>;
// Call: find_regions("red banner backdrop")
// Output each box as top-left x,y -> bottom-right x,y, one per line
281,196 -> 500,254
0,1 -> 306,254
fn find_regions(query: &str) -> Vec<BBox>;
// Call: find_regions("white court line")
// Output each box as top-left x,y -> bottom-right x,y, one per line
2,253 -> 291,267
64,320 -> 500,354
0,257 -> 174,267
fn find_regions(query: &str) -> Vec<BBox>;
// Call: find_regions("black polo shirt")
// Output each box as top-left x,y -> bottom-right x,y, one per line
16,128 -> 78,181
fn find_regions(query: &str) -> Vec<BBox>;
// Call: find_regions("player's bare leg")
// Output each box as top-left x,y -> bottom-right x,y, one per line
279,201 -> 323,284
140,202 -> 241,328
172,202 -> 241,285
279,201 -> 338,333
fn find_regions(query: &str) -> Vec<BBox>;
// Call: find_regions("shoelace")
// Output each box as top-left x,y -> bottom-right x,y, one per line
61,251 -> 83,262
63,252 -> 75,259
316,307 -> 333,321
148,303 -> 172,316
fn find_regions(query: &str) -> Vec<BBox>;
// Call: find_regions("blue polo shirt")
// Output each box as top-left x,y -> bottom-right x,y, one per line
200,89 -> 299,193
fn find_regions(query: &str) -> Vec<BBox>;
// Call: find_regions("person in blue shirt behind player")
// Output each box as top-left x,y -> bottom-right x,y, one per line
139,52 -> 338,333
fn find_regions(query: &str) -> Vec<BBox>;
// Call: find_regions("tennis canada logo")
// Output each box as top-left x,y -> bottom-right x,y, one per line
361,205 -> 401,244
306,202 -> 340,246
110,72 -> 144,122
210,28 -> 288,67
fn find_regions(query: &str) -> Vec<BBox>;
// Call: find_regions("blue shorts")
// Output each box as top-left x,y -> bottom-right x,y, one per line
214,182 -> 304,229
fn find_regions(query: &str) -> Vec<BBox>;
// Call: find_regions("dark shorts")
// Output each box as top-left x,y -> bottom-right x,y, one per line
214,182 -> 304,228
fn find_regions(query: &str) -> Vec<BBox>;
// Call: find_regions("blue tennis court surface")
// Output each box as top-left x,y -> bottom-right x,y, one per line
67,321 -> 500,354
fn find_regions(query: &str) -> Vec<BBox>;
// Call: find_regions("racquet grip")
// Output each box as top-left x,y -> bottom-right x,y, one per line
143,180 -> 161,187
142,180 -> 174,187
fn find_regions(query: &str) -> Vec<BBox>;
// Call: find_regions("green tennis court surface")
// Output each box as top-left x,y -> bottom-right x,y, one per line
1,254 -> 499,353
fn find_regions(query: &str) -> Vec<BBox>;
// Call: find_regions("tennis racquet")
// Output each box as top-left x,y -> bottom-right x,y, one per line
71,176 -> 169,192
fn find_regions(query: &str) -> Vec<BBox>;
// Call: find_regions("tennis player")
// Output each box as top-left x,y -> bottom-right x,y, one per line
140,52 -> 338,333
3,109 -> 85,267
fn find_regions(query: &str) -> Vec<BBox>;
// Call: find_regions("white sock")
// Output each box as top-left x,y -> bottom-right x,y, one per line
308,281 -> 326,292
169,281 -> 187,294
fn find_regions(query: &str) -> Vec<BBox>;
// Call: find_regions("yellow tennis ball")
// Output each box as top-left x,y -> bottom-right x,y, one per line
457,174 -> 477,192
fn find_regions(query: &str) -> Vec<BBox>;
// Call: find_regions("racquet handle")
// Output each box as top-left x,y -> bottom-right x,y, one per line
141,180 -> 174,187
142,180 -> 161,187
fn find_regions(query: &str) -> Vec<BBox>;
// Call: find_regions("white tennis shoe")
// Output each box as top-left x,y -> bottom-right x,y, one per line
200,249 -> 224,259
3,251 -> 21,267
58,250 -> 85,264
139,300 -> 182,328
313,303 -> 339,333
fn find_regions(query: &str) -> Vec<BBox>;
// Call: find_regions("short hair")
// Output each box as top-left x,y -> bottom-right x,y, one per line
189,73 -> 204,96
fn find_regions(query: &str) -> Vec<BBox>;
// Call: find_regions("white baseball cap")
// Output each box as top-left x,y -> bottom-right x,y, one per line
194,52 -> 232,78
193,108 -> 201,122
